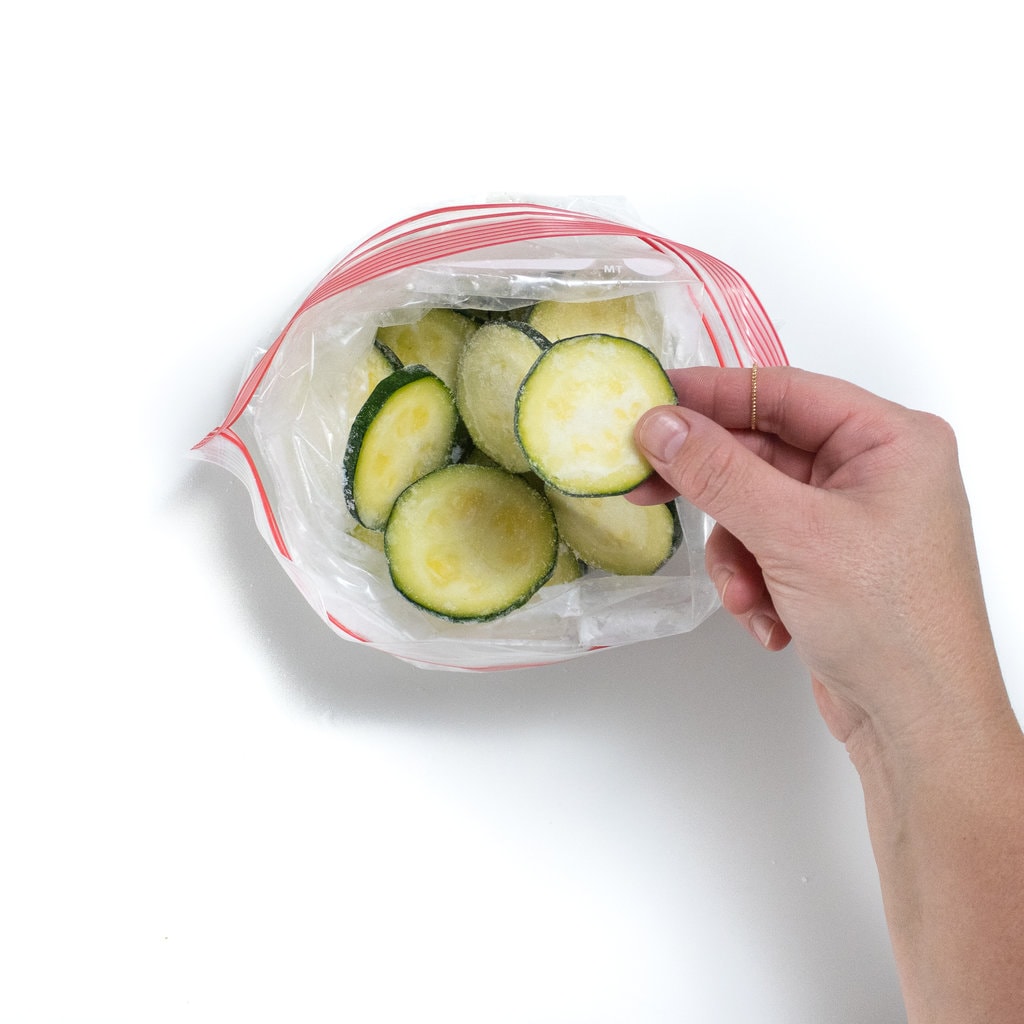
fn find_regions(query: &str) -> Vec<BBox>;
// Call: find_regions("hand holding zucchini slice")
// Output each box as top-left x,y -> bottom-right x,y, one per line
343,365 -> 461,531
515,333 -> 676,496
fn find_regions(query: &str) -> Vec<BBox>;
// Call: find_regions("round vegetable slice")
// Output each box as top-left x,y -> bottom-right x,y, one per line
544,541 -> 587,586
385,464 -> 558,621
375,308 -> 477,390
343,365 -> 460,531
515,333 -> 676,496
545,488 -> 681,576
455,319 -> 549,474
527,295 -> 650,346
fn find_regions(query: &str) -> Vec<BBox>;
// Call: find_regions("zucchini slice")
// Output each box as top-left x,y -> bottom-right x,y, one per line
343,365 -> 460,531
348,522 -> 385,552
375,308 -> 478,390
385,464 -> 558,621
370,336 -> 404,373
515,333 -> 676,496
455,320 -> 549,474
527,295 -> 650,347
545,541 -> 587,586
335,340 -> 403,432
545,488 -> 681,576
360,339 -> 401,382
460,304 -> 537,324
459,446 -> 547,495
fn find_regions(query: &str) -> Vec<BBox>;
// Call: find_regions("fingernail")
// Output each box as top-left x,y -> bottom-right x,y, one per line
751,613 -> 777,649
638,409 -> 689,462
711,566 -> 734,606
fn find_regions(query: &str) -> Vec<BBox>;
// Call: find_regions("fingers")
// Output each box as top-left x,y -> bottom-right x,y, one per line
628,473 -> 681,506
706,523 -> 792,651
633,402 -> 805,551
665,365 -> 899,454
628,364 -> 901,653
629,427 -> 816,506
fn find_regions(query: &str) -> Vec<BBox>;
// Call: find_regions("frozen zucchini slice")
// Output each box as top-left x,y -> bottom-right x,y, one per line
375,308 -> 478,390
355,340 -> 401,388
544,541 -> 587,586
348,522 -> 385,552
459,304 -> 537,325
545,488 -> 681,576
455,319 -> 549,474
333,340 -> 403,433
343,365 -> 460,531
527,295 -> 650,347
385,464 -> 558,621
515,333 -> 676,496
459,446 -> 547,494
369,336 -> 404,373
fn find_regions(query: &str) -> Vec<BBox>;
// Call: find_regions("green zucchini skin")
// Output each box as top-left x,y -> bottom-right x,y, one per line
459,304 -> 537,324
373,337 -> 404,371
384,463 -> 559,622
455,319 -> 550,475
337,342 -> 407,440
515,333 -> 676,497
343,365 -> 460,531
544,488 -> 682,576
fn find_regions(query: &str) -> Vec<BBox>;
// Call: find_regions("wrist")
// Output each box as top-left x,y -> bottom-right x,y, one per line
842,654 -> 1017,779
842,673 -> 1024,1024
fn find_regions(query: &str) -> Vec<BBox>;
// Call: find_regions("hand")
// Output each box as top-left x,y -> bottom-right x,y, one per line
630,365 -> 1007,748
631,365 -> 1024,1022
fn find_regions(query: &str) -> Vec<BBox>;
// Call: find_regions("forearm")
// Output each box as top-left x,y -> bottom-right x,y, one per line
849,693 -> 1024,1023
634,367 -> 1024,1015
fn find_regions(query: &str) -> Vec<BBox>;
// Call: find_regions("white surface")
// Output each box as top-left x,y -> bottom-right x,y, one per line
2,3 -> 1021,1022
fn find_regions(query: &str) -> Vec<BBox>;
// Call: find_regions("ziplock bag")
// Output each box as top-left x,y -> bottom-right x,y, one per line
192,200 -> 787,671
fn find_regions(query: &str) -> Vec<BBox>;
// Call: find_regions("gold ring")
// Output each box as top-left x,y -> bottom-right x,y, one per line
750,362 -> 758,431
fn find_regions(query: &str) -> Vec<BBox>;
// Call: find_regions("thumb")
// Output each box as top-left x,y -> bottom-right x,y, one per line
635,405 -> 801,550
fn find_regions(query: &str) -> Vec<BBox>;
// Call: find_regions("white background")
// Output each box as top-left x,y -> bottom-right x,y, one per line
2,2 -> 1020,1022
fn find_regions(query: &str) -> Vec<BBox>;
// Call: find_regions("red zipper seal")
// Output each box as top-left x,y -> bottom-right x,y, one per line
196,203 -> 786,446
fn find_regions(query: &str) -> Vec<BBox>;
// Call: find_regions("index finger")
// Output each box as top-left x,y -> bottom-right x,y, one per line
668,365 -> 898,452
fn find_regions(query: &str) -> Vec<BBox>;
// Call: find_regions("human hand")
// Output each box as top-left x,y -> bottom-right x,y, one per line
633,365 -> 1024,1022
630,366 -> 1007,749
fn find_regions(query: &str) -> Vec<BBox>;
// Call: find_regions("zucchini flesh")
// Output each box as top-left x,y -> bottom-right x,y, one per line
515,333 -> 676,496
385,464 -> 558,621
344,366 -> 459,531
370,337 -> 404,373
455,320 -> 549,474
361,340 -> 401,383
348,522 -> 385,551
545,488 -> 681,576
375,308 -> 477,390
545,541 -> 587,586
335,341 -> 403,435
527,296 -> 650,347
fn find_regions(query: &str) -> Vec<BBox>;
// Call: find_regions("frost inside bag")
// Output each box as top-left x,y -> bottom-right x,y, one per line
192,201 -> 787,671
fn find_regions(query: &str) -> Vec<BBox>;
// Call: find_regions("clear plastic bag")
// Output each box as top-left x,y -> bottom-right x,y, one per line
192,200 -> 787,671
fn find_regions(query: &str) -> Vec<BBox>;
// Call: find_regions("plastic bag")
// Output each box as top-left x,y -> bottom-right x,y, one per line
192,200 -> 787,671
